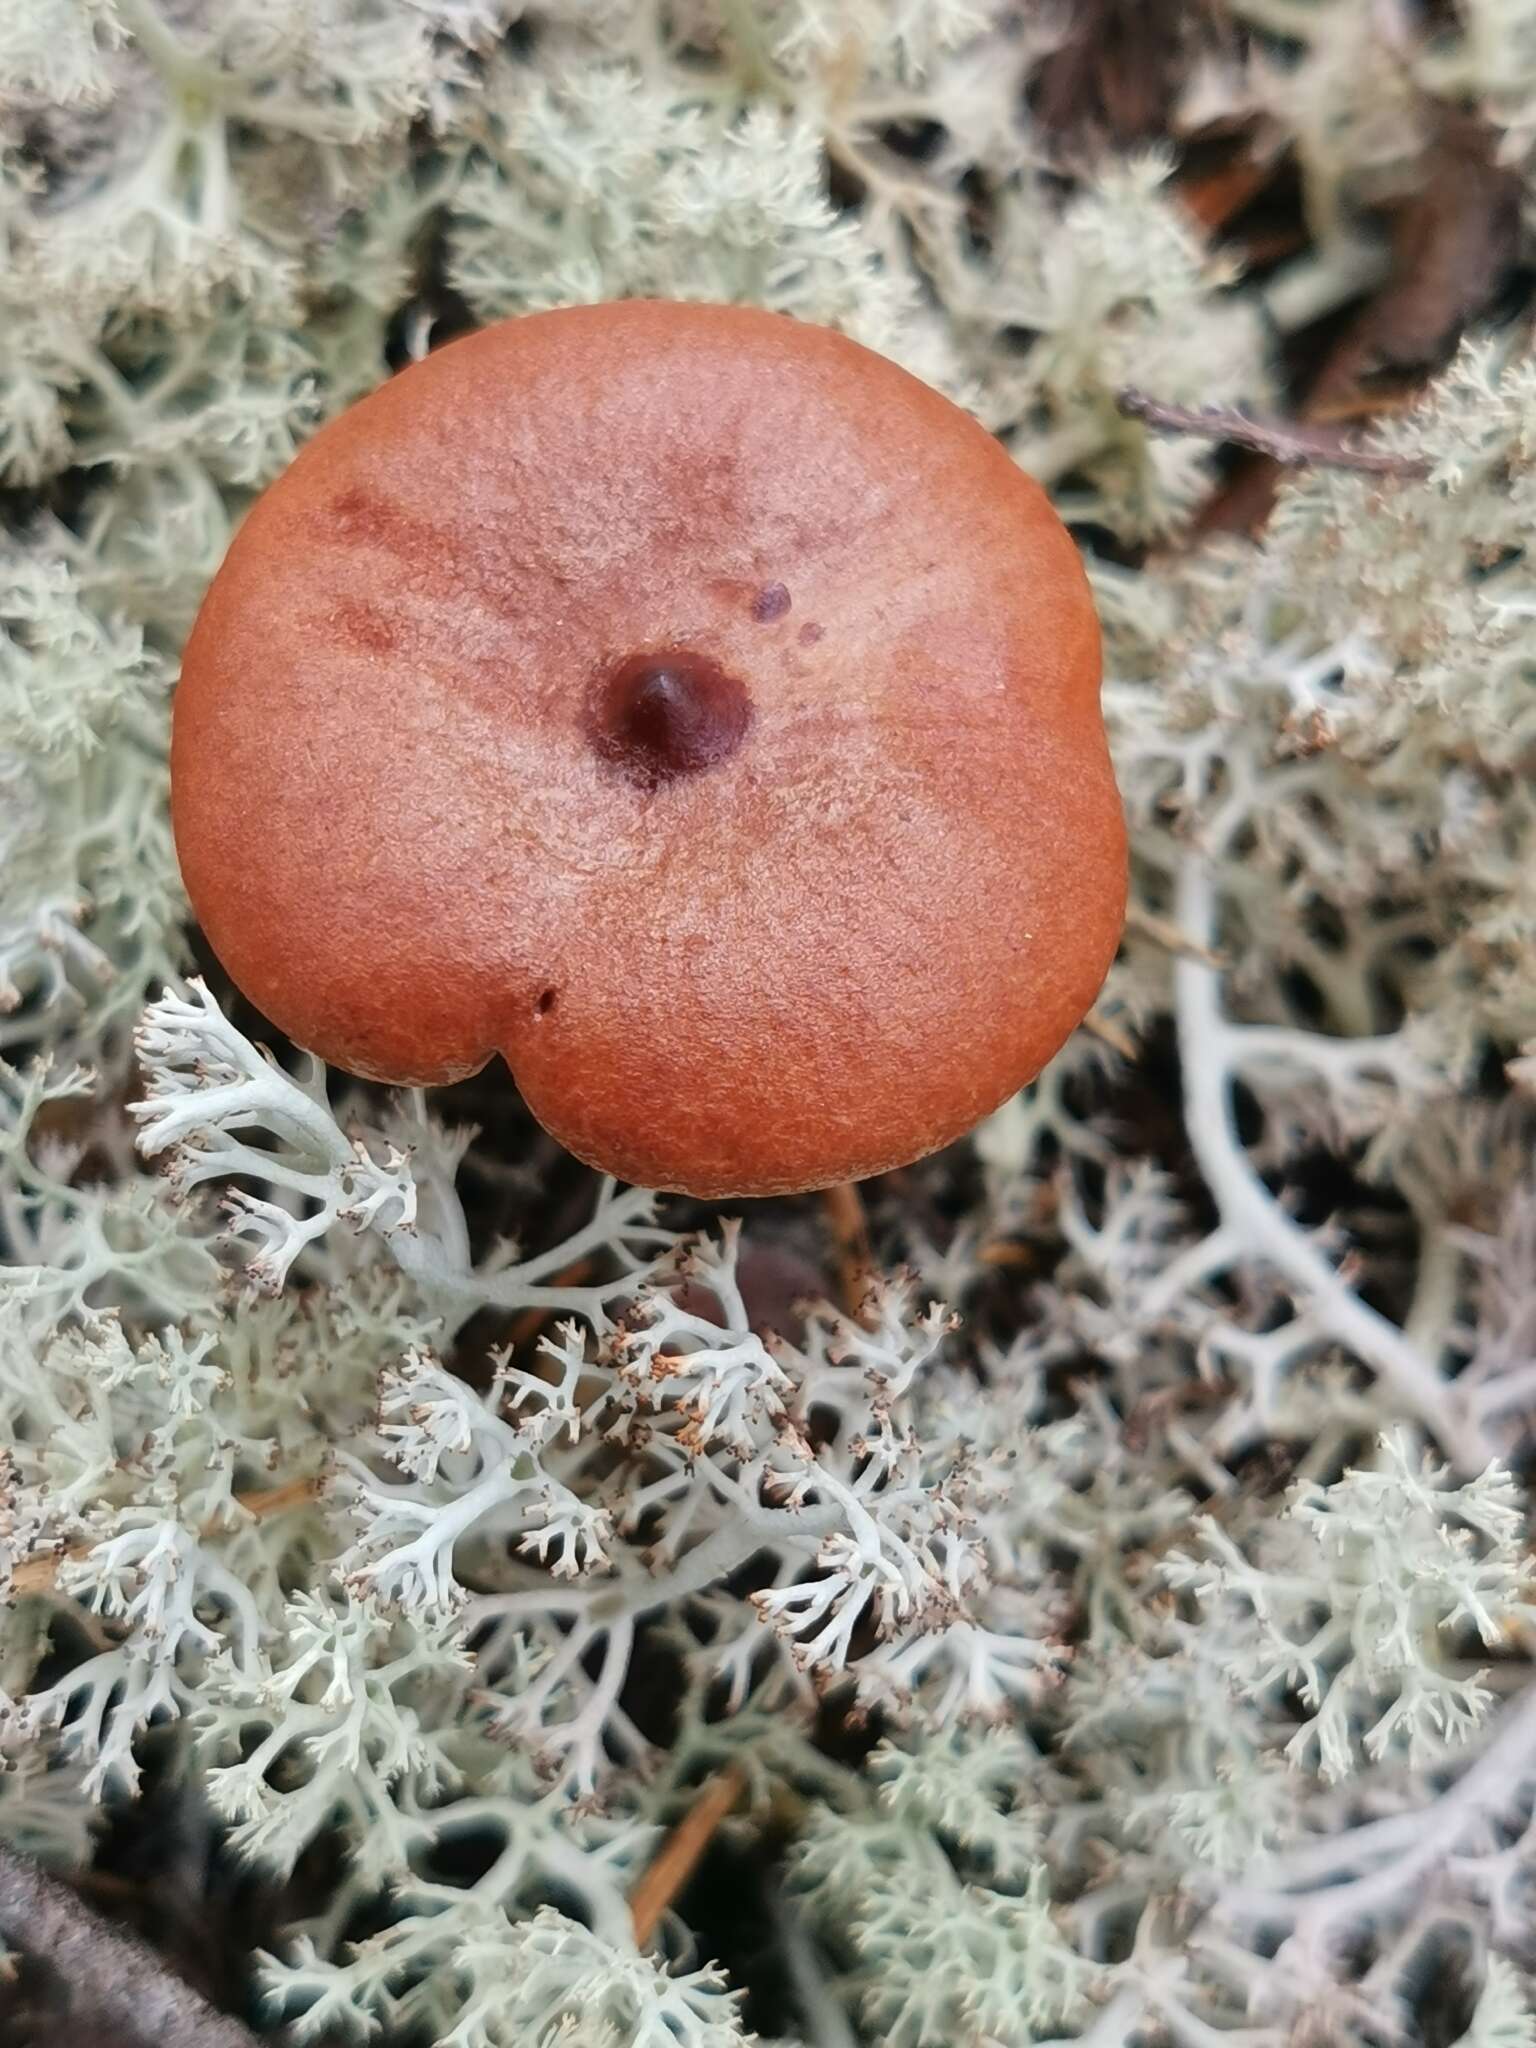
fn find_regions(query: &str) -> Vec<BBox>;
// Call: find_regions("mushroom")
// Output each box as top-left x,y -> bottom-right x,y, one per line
172,300 -> 1126,1198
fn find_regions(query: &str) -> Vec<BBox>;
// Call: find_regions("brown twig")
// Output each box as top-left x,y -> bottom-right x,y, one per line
819,1182 -> 874,1321
1124,903 -> 1228,967
1177,153 -> 1274,234
10,1474 -> 323,1598
1117,388 -> 1428,476
630,1764 -> 747,1946
976,1238 -> 1039,1270
1081,1007 -> 1139,1061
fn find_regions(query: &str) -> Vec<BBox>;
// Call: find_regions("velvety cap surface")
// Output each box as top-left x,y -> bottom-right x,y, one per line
172,300 -> 1126,1196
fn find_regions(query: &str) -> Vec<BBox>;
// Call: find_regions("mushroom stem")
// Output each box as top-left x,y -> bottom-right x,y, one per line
820,1180 -> 874,1320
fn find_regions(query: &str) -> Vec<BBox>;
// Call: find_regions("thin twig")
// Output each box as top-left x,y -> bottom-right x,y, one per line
1125,903 -> 1229,968
1081,1007 -> 1138,1061
10,1474 -> 323,1597
1177,154 -> 1273,233
630,1764 -> 747,1946
1117,388 -> 1428,477
977,1238 -> 1038,1270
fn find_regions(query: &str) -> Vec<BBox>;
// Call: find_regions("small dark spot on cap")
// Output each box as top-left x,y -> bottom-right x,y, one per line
798,622 -> 825,645
752,582 -> 791,623
535,987 -> 558,1017
590,650 -> 753,789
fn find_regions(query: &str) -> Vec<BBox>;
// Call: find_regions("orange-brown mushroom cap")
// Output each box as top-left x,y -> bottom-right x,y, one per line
172,300 -> 1127,1198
